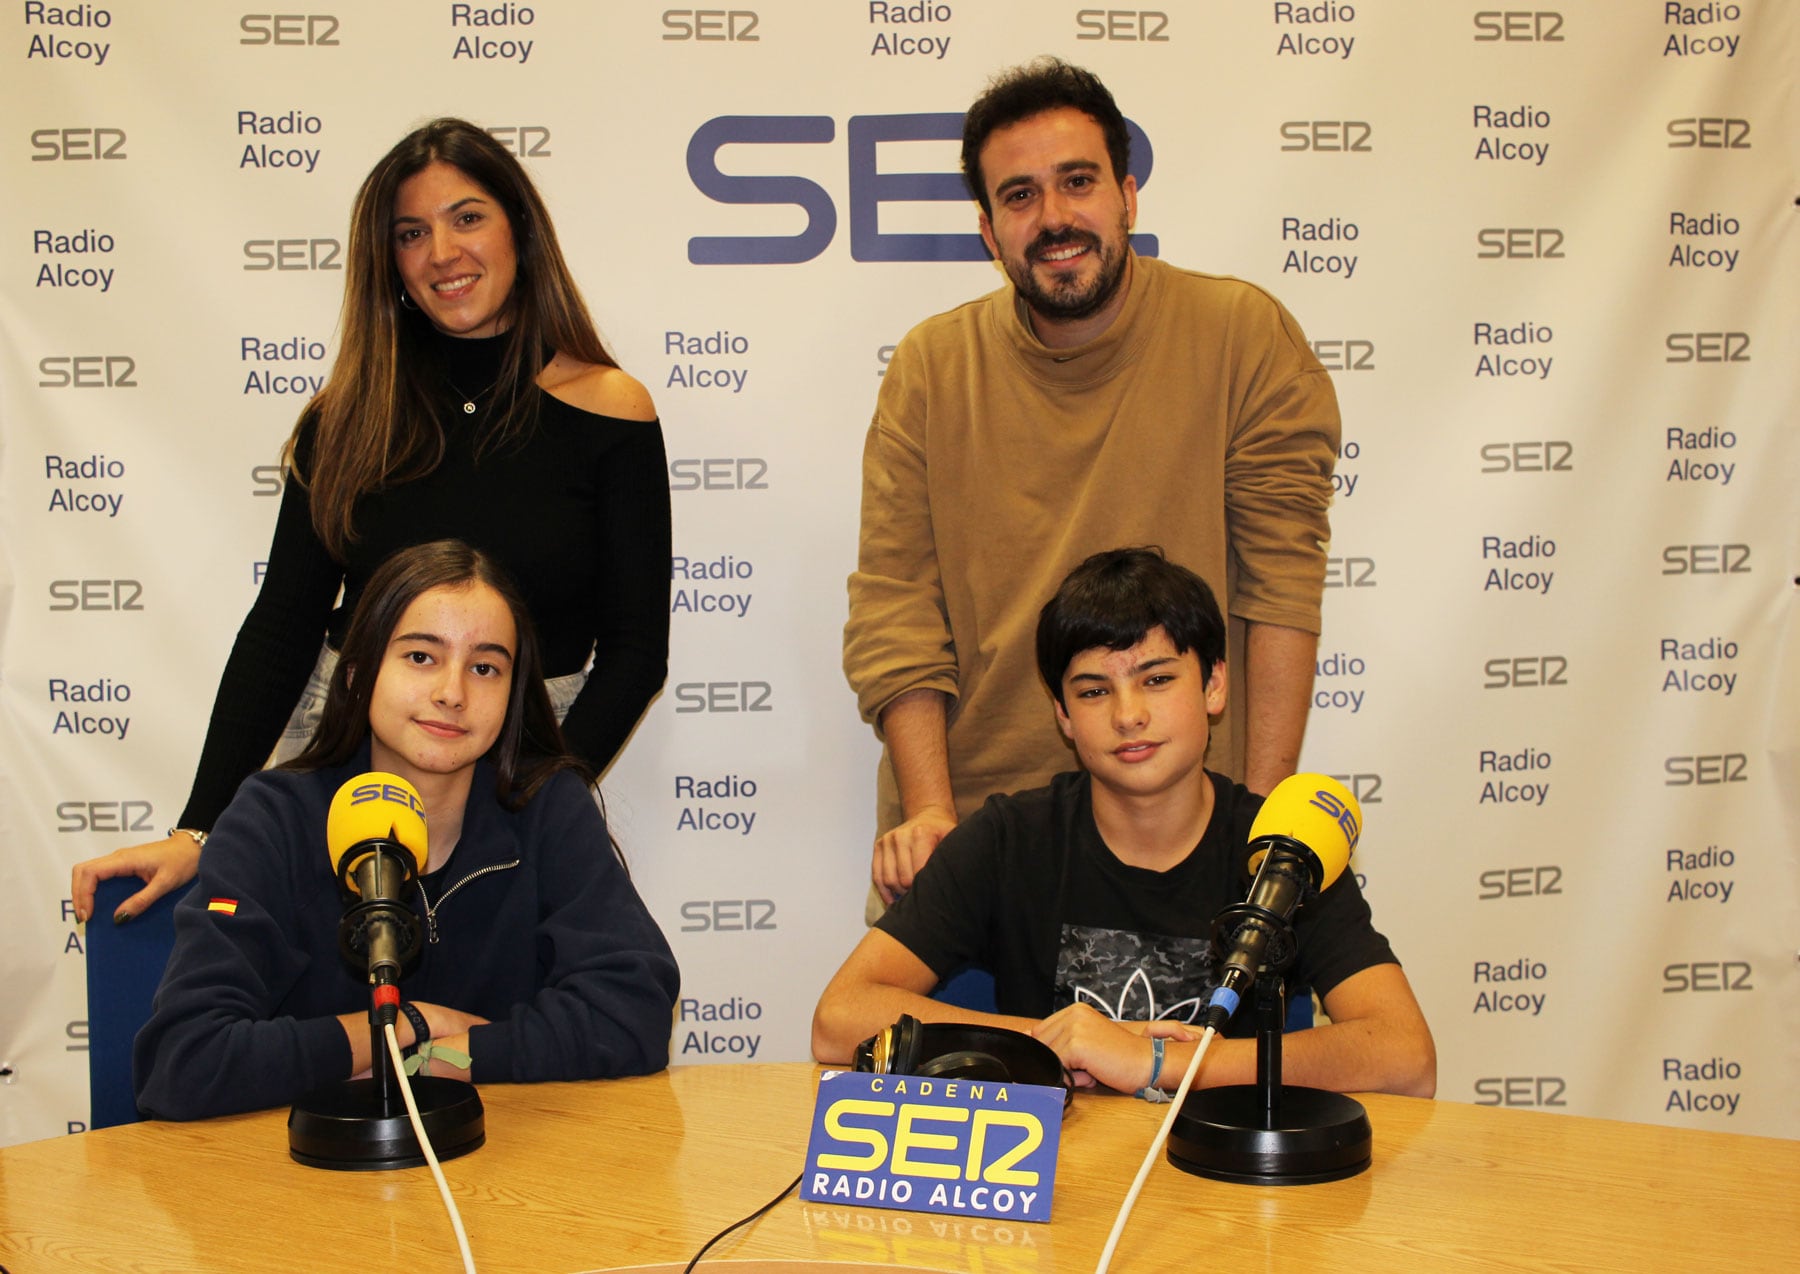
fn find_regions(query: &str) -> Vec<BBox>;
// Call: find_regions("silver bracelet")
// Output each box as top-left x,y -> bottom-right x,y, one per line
167,827 -> 209,849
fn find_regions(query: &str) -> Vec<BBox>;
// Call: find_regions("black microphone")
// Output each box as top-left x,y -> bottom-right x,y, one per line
326,772 -> 429,994
1203,774 -> 1361,1032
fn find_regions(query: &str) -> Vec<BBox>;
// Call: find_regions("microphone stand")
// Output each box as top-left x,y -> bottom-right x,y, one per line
287,986 -> 486,1172
1166,971 -> 1371,1185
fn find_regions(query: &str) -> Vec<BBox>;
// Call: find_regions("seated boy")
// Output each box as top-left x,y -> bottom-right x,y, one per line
812,547 -> 1435,1099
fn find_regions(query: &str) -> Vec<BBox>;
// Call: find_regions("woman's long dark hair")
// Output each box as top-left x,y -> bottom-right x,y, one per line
285,539 -> 591,807
288,117 -> 618,558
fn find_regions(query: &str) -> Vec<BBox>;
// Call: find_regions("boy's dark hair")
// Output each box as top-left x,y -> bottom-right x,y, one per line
1036,548 -> 1226,707
960,57 -> 1131,216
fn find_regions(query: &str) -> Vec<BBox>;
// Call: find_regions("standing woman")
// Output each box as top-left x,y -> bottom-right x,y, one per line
72,118 -> 668,924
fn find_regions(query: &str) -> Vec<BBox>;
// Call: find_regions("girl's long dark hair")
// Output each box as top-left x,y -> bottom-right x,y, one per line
287,117 -> 618,558
285,539 -> 591,807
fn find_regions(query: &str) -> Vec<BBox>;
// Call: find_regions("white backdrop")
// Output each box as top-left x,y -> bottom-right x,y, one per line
3,1 -> 1795,1147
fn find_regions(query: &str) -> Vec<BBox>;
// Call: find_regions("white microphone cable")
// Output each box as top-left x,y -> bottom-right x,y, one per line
383,1022 -> 477,1274
1092,1025 -> 1218,1274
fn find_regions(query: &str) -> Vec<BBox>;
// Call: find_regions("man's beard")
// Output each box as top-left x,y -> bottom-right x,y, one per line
1005,216 -> 1131,325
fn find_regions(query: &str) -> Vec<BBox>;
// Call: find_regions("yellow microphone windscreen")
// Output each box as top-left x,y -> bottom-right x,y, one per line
1246,772 -> 1361,889
326,772 -> 429,888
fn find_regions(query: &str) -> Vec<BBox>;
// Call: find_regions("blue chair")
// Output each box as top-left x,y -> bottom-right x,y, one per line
85,877 -> 183,1129
931,965 -> 998,1013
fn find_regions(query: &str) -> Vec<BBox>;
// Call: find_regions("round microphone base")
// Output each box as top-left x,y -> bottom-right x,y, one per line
288,1076 -> 485,1171
1166,1084 -> 1370,1185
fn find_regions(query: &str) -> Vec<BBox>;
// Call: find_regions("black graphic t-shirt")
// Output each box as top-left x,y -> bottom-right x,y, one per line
878,771 -> 1396,1034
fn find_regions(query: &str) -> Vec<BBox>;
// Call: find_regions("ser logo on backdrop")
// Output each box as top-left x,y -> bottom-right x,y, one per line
1322,555 -> 1374,587
1473,11 -> 1563,42
663,9 -> 759,41
1662,754 -> 1747,786
49,579 -> 142,611
29,127 -> 125,161
1477,227 -> 1563,259
1474,1077 -> 1566,1107
488,125 -> 550,157
1664,331 -> 1748,362
1328,773 -> 1381,805
243,238 -> 341,270
669,458 -> 768,491
1666,118 -> 1749,149
684,113 -> 1156,264
1281,121 -> 1371,152
239,13 -> 339,45
680,899 -> 777,932
38,355 -> 135,388
673,681 -> 772,713
1661,962 -> 1751,993
1660,544 -> 1749,575
1480,441 -> 1572,473
58,800 -> 154,833
1482,656 -> 1567,690
1478,866 -> 1563,899
1076,9 -> 1169,41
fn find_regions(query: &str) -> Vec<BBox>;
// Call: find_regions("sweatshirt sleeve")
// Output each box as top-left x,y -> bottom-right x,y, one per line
178,422 -> 343,829
556,419 -> 671,775
1220,290 -> 1341,633
135,780 -> 353,1121
467,775 -> 679,1083
843,334 -> 961,731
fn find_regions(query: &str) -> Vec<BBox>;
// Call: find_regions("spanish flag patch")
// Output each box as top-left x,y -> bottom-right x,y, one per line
207,898 -> 239,915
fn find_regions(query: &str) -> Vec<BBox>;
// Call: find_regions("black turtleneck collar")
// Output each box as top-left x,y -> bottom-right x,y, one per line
427,325 -> 512,387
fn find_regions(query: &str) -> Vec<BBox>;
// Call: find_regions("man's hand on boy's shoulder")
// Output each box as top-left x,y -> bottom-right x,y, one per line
872,804 -> 959,905
1031,1003 -> 1199,1094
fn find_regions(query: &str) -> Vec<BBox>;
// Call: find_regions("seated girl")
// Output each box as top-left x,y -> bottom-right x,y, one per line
135,540 -> 679,1120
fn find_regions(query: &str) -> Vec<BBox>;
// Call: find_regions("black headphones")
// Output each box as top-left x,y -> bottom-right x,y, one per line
853,1014 -> 1073,1103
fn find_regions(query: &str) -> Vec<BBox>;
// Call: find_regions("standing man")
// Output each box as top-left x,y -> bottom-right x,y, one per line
843,59 -> 1341,919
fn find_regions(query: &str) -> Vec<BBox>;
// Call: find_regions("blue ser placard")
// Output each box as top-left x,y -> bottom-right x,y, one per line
801,1070 -> 1064,1223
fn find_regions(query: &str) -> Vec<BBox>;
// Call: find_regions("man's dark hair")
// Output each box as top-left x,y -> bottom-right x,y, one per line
961,57 -> 1131,216
1036,548 -> 1226,707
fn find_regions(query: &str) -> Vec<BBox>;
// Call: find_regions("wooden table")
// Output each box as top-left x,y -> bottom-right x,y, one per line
1,1063 -> 1793,1272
